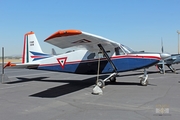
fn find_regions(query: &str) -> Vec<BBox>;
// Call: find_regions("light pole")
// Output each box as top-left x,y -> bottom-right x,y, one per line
177,30 -> 180,54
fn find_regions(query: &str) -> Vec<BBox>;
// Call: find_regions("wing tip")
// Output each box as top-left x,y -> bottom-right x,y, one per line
45,29 -> 82,41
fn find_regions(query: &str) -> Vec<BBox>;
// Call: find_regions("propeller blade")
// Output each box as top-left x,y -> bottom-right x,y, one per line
161,38 -> 166,74
161,38 -> 164,53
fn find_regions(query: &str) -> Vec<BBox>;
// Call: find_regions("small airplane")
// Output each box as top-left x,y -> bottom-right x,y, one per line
4,30 -> 170,88
156,40 -> 180,74
156,54 -> 180,73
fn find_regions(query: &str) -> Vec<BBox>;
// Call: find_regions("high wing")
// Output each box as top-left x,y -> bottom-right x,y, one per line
44,30 -> 120,51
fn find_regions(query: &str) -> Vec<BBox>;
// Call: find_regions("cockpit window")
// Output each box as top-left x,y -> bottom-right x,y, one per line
115,47 -> 125,55
121,44 -> 134,53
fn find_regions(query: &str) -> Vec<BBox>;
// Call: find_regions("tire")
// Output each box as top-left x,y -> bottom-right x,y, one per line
96,79 -> 105,88
140,79 -> 148,86
109,76 -> 116,82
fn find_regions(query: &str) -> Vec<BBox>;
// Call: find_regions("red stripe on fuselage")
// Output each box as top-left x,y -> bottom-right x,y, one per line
112,55 -> 161,60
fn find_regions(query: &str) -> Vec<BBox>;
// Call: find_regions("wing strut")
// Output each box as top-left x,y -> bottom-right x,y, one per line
97,44 -> 118,73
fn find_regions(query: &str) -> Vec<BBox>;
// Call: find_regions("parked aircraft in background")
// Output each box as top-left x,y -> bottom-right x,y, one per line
156,54 -> 180,73
156,40 -> 180,74
4,30 -> 170,87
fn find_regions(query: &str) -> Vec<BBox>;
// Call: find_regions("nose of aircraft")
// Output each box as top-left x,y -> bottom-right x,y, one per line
160,53 -> 171,59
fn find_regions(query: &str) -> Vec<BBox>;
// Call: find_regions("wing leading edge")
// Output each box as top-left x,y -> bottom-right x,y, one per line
44,30 -> 120,51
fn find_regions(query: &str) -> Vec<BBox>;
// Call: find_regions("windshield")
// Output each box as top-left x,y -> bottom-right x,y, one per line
121,44 -> 134,53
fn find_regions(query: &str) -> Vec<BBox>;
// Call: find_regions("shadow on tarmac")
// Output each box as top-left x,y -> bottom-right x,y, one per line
7,77 -> 49,84
4,69 -> 165,98
6,74 -> 146,98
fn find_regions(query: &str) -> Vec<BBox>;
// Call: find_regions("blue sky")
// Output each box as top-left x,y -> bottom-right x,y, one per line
1,0 -> 180,56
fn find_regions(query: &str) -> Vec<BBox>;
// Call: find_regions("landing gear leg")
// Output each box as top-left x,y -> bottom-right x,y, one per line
167,65 -> 176,73
139,68 -> 149,86
157,65 -> 164,74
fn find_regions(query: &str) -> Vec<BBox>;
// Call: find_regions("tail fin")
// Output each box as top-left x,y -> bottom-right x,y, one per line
51,48 -> 57,55
22,31 -> 50,63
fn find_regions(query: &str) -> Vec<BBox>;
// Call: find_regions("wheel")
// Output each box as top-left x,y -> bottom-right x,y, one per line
160,70 -> 164,74
139,75 -> 148,86
158,66 -> 164,74
109,76 -> 116,82
140,79 -> 148,86
96,79 -> 105,88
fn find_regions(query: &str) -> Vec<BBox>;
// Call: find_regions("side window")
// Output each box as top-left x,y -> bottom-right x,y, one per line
115,47 -> 125,55
98,52 -> 104,58
98,51 -> 111,58
87,53 -> 95,59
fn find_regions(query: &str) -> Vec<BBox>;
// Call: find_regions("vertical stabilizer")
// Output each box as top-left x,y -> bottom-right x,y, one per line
22,31 -> 44,63
52,48 -> 57,55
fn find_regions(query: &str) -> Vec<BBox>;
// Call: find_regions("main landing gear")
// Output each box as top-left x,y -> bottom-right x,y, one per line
96,72 -> 117,88
96,68 -> 149,88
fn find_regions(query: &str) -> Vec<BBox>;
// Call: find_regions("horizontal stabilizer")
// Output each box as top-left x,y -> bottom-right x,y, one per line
4,62 -> 39,69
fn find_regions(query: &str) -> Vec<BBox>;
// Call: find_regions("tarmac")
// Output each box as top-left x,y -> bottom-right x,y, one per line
0,64 -> 180,120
